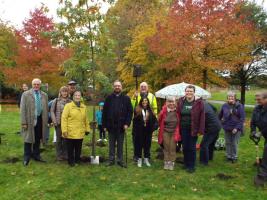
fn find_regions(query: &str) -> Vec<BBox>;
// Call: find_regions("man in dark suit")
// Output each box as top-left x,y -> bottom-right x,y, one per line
102,80 -> 133,167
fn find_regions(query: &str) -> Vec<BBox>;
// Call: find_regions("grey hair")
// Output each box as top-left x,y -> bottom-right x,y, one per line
227,91 -> 236,98
262,91 -> 267,99
32,78 -> 41,85
166,96 -> 176,102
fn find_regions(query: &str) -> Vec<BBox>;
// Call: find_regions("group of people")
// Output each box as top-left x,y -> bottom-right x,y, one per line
19,78 -> 267,186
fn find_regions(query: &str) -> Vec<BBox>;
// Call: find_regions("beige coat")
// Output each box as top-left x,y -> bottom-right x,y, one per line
20,89 -> 48,143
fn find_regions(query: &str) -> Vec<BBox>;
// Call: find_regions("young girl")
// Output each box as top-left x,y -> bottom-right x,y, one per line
96,102 -> 106,142
133,97 -> 157,167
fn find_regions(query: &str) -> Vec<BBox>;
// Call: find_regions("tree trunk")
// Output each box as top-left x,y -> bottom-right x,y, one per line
203,69 -> 208,89
240,83 -> 246,105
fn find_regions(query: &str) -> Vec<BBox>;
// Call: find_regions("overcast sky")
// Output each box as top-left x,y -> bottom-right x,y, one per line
0,0 -> 266,28
0,0 -> 109,28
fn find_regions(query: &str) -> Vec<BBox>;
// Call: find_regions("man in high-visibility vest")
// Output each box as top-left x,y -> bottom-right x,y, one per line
131,82 -> 158,161
131,82 -> 158,115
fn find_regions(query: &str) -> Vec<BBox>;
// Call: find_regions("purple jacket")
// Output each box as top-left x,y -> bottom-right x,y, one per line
218,102 -> 245,132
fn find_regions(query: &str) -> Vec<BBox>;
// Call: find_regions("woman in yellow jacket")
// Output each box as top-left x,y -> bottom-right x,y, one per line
61,90 -> 90,166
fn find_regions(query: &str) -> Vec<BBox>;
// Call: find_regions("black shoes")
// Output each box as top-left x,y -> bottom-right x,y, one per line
106,161 -> 115,166
23,160 -> 29,166
186,168 -> 195,173
33,157 -> 46,163
117,161 -> 126,168
254,175 -> 266,187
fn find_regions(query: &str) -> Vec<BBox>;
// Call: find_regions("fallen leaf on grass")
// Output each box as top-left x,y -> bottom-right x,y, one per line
171,185 -> 176,189
27,180 -> 33,184
100,176 -> 107,181
191,188 -> 197,192
11,172 -> 16,176
132,181 -> 138,184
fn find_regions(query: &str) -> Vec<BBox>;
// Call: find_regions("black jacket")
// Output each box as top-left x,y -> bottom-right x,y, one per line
204,102 -> 221,134
102,93 -> 133,133
251,105 -> 267,138
133,108 -> 157,135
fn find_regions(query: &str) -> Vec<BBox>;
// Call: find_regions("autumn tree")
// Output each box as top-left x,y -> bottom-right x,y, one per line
147,0 -> 257,90
2,6 -> 71,95
229,1 -> 267,104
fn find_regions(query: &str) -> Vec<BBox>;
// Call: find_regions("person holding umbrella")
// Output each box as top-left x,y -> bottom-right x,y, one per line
218,91 -> 245,163
177,85 -> 205,173
102,80 -> 133,167
133,97 -> 157,167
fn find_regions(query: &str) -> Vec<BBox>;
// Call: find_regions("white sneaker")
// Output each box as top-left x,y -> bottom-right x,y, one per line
144,158 -> 151,167
103,139 -> 107,142
169,162 -> 174,171
137,158 -> 142,167
164,161 -> 168,170
97,139 -> 102,142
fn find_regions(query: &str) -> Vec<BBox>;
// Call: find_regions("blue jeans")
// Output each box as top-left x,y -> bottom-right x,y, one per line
200,129 -> 220,165
181,127 -> 198,170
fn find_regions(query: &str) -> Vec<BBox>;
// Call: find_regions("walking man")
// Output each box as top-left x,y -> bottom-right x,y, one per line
102,80 -> 133,167
20,78 -> 48,166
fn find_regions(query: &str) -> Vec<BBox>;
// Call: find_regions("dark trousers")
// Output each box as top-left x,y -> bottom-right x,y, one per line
258,142 -> 267,179
98,125 -> 106,139
134,126 -> 152,158
181,127 -> 198,170
55,125 -> 67,159
24,115 -> 42,161
108,131 -> 124,163
132,130 -> 137,158
66,138 -> 83,165
199,129 -> 220,165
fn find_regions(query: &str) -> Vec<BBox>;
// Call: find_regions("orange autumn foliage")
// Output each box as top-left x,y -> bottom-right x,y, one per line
2,6 -> 72,86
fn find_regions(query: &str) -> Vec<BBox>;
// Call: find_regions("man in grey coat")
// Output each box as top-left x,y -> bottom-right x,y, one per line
20,78 -> 48,166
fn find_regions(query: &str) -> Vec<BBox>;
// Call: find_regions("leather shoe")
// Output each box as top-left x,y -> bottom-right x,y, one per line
117,161 -> 126,168
106,161 -> 115,166
254,175 -> 265,187
33,157 -> 46,163
23,160 -> 29,166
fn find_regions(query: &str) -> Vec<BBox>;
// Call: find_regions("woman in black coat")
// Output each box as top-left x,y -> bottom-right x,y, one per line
133,97 -> 157,168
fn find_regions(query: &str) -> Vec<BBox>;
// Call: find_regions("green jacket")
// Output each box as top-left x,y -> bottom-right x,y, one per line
131,92 -> 158,115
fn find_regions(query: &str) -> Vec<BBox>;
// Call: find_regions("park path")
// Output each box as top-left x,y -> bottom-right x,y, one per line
208,100 -> 255,108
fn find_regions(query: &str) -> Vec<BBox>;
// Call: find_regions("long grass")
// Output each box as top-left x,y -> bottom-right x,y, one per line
0,104 -> 266,200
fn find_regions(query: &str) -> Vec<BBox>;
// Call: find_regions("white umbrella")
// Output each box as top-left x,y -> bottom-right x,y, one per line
155,82 -> 211,99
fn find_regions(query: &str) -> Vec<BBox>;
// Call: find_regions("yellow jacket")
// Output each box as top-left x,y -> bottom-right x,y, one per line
131,92 -> 158,115
61,101 -> 90,139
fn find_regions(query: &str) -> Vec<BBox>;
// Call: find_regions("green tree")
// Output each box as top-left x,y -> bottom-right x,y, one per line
230,1 -> 267,104
56,0 -> 112,96
0,21 -> 17,67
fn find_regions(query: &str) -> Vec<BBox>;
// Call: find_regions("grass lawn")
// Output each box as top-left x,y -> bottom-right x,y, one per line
0,104 -> 266,200
209,90 -> 262,105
